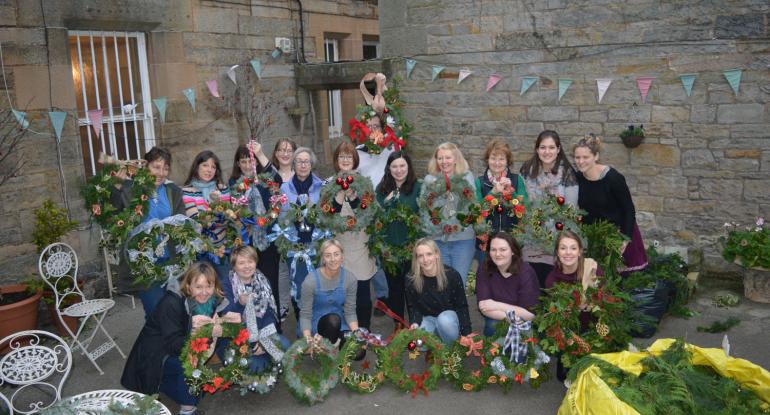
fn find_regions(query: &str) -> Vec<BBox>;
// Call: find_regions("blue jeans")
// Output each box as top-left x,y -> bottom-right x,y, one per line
484,316 -> 500,337
160,355 -> 199,406
248,335 -> 291,374
420,310 -> 460,344
435,238 -> 476,287
371,268 -> 389,299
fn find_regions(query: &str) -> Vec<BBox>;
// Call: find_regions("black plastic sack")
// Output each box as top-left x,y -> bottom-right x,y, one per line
630,280 -> 672,338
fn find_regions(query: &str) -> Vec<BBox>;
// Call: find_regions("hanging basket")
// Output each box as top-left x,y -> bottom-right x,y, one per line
621,135 -> 644,148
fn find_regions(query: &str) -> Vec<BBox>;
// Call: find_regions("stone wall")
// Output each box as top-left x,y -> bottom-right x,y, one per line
0,0 -> 377,281
381,0 -> 770,274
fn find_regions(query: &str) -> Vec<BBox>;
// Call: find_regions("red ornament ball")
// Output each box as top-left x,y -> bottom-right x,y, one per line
360,203 -> 367,210
346,175 -> 354,184
555,222 -> 564,231
496,206 -> 504,213
383,108 -> 389,113
407,341 -> 417,351
341,182 -> 350,190
556,196 -> 565,205
330,207 -> 336,214
336,177 -> 344,185
577,216 -> 583,223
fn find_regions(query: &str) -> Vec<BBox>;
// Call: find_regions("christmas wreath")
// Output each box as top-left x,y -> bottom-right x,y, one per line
380,329 -> 446,398
336,330 -> 388,393
487,311 -> 551,391
418,174 -> 477,237
443,333 -> 500,392
195,200 -> 254,260
282,336 -> 339,405
82,164 -> 155,250
535,281 -> 633,368
182,322 -> 250,395
125,215 -> 208,288
366,203 -> 425,275
348,74 -> 410,154
315,172 -> 379,233
231,172 -> 284,230
516,195 -> 585,253
239,363 -> 282,395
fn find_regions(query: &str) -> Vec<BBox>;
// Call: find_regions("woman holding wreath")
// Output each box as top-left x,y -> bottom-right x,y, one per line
421,142 -> 477,286
300,239 -> 359,346
405,238 -> 471,344
111,147 -> 186,317
375,151 -> 422,324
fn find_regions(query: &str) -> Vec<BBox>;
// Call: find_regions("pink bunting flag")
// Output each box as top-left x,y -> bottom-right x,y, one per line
206,79 -> 220,98
87,109 -> 103,138
636,77 -> 654,103
486,74 -> 502,92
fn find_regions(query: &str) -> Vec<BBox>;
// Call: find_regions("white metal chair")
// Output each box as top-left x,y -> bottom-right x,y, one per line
0,330 -> 72,414
38,243 -> 126,375
0,390 -> 12,415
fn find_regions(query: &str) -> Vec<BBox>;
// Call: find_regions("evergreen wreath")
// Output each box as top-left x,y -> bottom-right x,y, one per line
336,337 -> 387,393
182,323 -> 250,395
516,195 -> 585,253
535,281 -> 633,368
231,172 -> 284,229
418,174 -> 477,236
195,199 -> 254,259
282,336 -> 339,405
82,164 -> 155,250
366,203 -> 425,275
443,333 -> 499,392
125,216 -> 208,288
348,76 -> 411,154
239,363 -> 282,395
380,329 -> 446,398
488,320 -> 551,391
315,172 -> 380,233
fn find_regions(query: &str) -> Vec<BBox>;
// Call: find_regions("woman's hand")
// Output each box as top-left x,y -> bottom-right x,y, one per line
492,177 -> 512,194
410,323 -> 419,330
253,344 -> 265,356
239,293 -> 249,306
191,315 -> 213,332
209,190 -> 221,203
478,299 -> 496,313
248,141 -> 264,157
211,324 -> 223,338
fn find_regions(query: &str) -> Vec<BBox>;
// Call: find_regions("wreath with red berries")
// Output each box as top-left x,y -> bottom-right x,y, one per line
315,172 -> 380,233
515,195 -> 585,253
82,163 -> 155,250
181,323 -> 250,395
535,281 -> 633,368
380,329 -> 446,398
442,333 -> 500,392
231,172 -> 284,230
418,174 -> 477,237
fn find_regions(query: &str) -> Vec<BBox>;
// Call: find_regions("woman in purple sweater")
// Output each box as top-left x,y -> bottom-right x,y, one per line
475,232 -> 540,337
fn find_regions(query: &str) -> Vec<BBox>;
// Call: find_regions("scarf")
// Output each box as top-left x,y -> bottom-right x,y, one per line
230,270 -> 282,361
190,179 -> 218,202
189,296 -> 217,317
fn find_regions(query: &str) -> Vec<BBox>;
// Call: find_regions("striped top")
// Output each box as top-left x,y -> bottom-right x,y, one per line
182,184 -> 231,246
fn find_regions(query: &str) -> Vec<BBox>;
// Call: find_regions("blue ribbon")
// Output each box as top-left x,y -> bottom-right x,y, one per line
311,228 -> 334,241
266,224 -> 298,243
238,217 -> 254,246
287,247 -> 316,279
200,251 -> 222,265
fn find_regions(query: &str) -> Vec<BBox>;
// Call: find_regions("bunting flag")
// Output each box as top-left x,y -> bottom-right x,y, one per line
520,76 -> 537,95
227,65 -> 239,84
250,59 -> 262,79
636,77 -> 654,103
183,87 -> 196,112
431,65 -> 445,82
722,69 -> 741,96
596,78 -> 612,103
405,59 -> 416,79
486,73 -> 502,92
271,48 -> 281,59
48,111 -> 67,142
679,74 -> 696,97
457,69 -> 472,84
558,78 -> 573,101
87,109 -> 103,138
153,97 -> 168,124
206,79 -> 220,98
11,109 -> 29,129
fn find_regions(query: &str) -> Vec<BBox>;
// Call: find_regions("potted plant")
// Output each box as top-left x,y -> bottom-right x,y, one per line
0,285 -> 42,353
32,199 -> 79,252
722,218 -> 770,303
24,277 -> 81,337
619,124 -> 645,148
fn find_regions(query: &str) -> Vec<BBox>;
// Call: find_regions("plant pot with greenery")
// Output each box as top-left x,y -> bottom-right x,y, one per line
619,125 -> 645,148
0,284 -> 43,353
722,218 -> 770,303
24,277 -> 82,337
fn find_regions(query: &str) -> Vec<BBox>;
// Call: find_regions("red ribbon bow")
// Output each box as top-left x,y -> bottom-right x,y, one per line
409,371 -> 430,398
459,333 -> 483,357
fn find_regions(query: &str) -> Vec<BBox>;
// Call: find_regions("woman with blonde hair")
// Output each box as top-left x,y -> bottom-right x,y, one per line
405,238 -> 471,344
421,142 -> 477,286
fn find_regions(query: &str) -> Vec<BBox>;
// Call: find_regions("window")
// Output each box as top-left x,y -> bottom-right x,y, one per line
324,38 -> 342,139
69,31 -> 155,176
362,40 -> 380,60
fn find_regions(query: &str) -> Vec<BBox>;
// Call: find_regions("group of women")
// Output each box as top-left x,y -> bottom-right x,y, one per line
118,127 -> 646,414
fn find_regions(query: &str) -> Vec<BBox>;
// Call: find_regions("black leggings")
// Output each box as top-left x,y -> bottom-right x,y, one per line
317,313 -> 343,344
383,262 -> 409,324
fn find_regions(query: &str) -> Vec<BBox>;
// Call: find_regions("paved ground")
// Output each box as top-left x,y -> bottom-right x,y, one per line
60,277 -> 770,415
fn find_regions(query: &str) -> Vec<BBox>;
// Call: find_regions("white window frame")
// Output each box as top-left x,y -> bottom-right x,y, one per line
69,30 -> 156,175
362,39 -> 381,59
324,38 -> 342,139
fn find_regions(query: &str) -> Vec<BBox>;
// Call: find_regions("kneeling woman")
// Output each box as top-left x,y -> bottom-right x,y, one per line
405,238 -> 472,344
476,232 -> 540,337
300,239 -> 359,345
121,262 -> 232,415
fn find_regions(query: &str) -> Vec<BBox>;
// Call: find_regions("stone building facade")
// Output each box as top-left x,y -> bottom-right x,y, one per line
0,0 -> 378,280
381,0 -> 770,275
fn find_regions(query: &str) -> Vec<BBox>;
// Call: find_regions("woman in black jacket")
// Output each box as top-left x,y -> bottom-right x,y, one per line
121,262 -> 231,415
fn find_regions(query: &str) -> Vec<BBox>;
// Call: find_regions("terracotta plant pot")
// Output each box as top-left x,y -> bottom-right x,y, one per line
621,135 -> 644,148
0,284 -> 43,353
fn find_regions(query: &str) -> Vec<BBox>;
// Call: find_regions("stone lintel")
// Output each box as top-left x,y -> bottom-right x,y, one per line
294,59 -> 393,90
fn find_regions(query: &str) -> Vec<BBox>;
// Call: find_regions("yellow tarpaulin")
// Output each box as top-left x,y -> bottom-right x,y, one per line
558,338 -> 770,415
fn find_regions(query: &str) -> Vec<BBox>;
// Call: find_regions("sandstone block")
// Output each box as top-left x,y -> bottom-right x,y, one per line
698,178 -> 742,201
651,105 -> 689,123
630,144 -> 680,167
527,106 -> 579,121
715,14 -> 764,39
717,104 -> 765,123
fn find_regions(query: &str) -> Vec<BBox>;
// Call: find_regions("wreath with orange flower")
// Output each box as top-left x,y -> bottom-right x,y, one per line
82,164 -> 155,251
442,333 -> 500,392
182,323 -> 251,395
231,172 -> 284,230
418,174 -> 477,236
315,172 -> 380,233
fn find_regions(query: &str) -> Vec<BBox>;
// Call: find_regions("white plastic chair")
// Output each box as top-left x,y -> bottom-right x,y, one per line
0,330 -> 72,414
38,243 -> 125,375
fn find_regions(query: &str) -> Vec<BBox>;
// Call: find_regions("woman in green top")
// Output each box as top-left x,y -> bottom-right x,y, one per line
375,151 -> 422,324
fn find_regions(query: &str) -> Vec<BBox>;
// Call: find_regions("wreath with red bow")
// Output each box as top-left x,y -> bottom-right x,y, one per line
379,329 -> 446,398
443,333 -> 500,392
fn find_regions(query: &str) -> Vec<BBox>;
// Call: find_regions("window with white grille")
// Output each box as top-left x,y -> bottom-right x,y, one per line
324,38 -> 342,139
68,31 -> 156,176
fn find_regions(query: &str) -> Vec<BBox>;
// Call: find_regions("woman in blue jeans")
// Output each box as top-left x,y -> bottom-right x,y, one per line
422,142 -> 477,287
405,238 -> 472,344
475,232 -> 539,337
